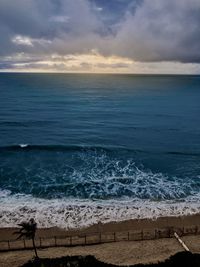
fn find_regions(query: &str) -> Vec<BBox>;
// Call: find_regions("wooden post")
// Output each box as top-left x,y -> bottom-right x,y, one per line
113,232 -> 116,242
195,226 -> 198,234
7,240 -> 10,250
70,236 -> 72,246
128,232 -> 130,241
168,227 -> 174,238
182,227 -> 184,236
168,228 -> 171,238
39,238 -> 42,248
141,230 -> 144,240
155,229 -> 157,239
99,232 -> 101,244
54,236 -> 57,246
84,235 -> 87,245
23,239 -> 26,249
168,227 -> 172,238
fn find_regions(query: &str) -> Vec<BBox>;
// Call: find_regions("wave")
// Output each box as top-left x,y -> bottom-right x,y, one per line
0,144 -> 139,152
0,166 -> 199,201
0,146 -> 199,200
19,144 -> 28,148
1,191 -> 200,229
0,144 -> 200,157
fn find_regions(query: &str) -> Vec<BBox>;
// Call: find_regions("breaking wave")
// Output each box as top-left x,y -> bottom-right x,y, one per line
1,149 -> 199,200
1,190 -> 200,229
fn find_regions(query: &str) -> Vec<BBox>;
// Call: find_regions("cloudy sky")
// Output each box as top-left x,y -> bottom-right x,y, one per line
1,0 -> 200,73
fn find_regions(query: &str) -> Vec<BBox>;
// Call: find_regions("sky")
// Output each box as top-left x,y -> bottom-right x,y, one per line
0,0 -> 200,74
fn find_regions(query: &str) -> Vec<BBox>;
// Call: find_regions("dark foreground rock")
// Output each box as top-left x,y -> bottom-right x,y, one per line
21,252 -> 200,267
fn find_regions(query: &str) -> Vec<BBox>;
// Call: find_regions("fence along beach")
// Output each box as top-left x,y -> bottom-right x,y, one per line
1,214 -> 200,251
1,215 -> 200,266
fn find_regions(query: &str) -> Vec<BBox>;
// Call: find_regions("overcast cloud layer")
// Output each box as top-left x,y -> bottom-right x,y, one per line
0,0 -> 200,72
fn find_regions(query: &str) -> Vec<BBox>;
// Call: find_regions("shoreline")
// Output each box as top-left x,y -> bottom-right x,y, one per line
1,193 -> 200,230
1,213 -> 200,242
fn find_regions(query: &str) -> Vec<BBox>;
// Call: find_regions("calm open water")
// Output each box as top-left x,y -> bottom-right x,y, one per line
0,73 -> 200,228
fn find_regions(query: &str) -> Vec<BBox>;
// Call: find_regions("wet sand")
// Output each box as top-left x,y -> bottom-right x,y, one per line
0,214 -> 200,241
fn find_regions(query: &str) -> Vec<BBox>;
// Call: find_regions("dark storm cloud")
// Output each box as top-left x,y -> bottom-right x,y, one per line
112,0 -> 200,63
0,0 -> 200,64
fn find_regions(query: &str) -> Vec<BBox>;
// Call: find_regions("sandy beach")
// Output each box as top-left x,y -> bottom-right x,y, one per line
1,214 -> 200,266
1,234 -> 200,267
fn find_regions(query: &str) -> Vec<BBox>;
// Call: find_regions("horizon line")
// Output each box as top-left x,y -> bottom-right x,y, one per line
0,71 -> 199,76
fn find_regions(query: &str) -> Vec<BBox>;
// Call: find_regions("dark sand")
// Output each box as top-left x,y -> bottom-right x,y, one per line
1,214 -> 200,266
1,214 -> 200,241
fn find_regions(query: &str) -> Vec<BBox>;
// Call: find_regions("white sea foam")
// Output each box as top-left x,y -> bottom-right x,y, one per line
0,189 -> 11,198
19,144 -> 28,148
0,191 -> 200,229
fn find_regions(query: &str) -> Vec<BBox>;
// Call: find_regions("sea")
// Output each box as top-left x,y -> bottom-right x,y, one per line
0,73 -> 200,229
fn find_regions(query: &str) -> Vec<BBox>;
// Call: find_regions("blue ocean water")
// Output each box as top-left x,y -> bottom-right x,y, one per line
0,73 -> 200,228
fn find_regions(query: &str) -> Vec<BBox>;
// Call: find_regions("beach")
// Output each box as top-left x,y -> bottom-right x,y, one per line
1,214 -> 200,266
